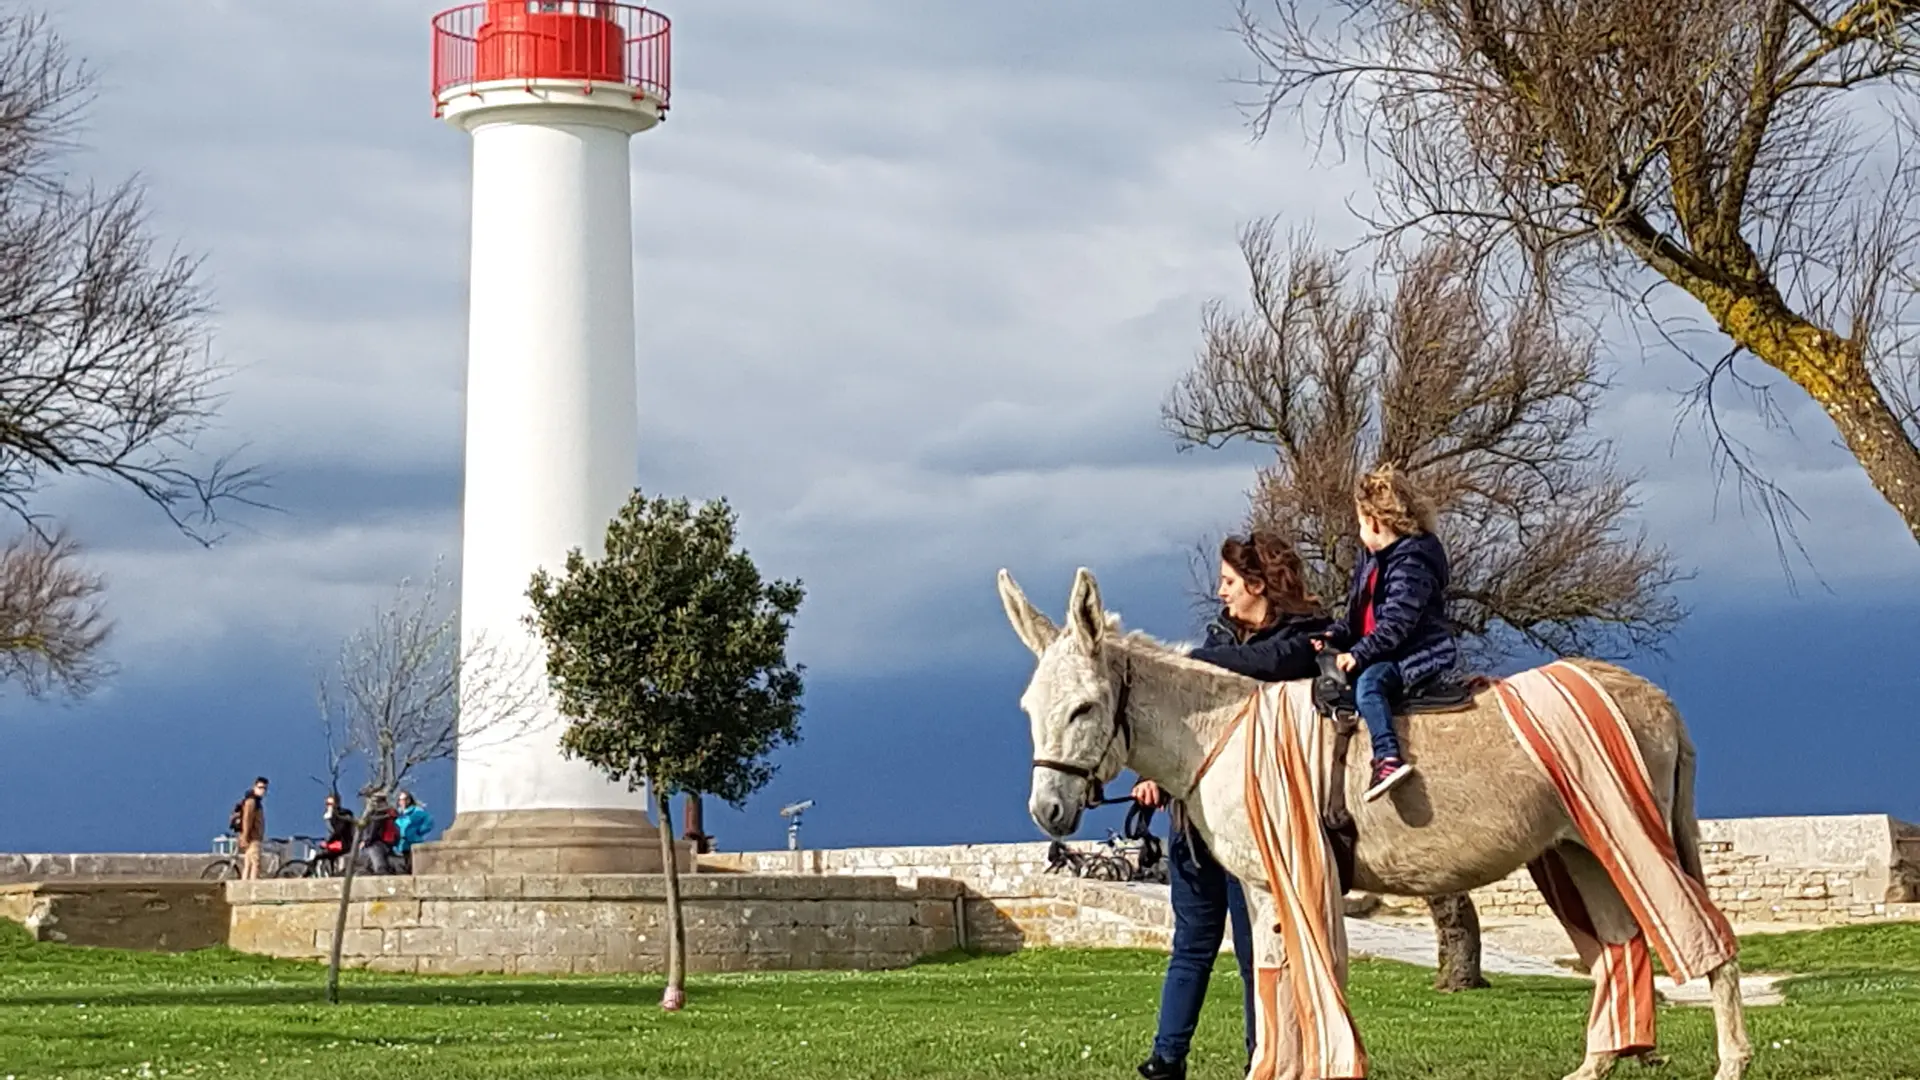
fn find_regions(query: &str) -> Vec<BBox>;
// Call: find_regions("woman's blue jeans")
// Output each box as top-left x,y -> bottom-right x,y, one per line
1152,826 -> 1254,1064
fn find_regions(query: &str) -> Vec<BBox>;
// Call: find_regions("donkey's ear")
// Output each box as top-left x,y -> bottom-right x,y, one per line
1066,567 -> 1106,653
998,569 -> 1058,657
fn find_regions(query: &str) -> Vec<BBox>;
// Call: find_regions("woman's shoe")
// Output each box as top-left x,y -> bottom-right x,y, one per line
1137,1054 -> 1187,1080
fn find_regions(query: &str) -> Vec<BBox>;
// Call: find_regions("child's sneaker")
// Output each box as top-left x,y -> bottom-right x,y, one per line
1365,757 -> 1413,800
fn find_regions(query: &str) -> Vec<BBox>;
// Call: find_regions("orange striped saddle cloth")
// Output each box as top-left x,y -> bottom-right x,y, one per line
1494,661 -> 1738,1054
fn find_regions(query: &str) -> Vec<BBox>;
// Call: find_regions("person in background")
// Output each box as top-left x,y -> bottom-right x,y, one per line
359,795 -> 402,875
235,777 -> 269,880
681,793 -> 715,854
321,793 -> 356,870
393,791 -> 435,870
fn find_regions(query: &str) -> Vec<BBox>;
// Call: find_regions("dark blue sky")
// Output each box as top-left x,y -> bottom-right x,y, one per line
5,575 -> 1914,857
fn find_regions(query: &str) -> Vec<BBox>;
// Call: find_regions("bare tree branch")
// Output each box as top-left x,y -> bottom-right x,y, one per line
316,561 -> 542,800
0,529 -> 109,698
1237,0 -> 1920,548
0,13 -> 267,547
1169,228 -> 1685,667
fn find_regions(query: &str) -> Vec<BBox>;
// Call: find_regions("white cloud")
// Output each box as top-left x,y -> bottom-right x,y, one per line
37,0 -> 1919,688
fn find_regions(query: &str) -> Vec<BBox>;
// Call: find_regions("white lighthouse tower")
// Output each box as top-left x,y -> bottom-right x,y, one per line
416,1 -> 683,875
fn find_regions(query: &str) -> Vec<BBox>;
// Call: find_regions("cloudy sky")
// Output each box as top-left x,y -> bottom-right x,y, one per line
5,0 -> 1917,855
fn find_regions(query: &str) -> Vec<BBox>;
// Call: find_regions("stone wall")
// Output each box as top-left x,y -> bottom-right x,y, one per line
701,843 -> 1185,951
226,874 -> 967,975
0,881 -> 229,951
1446,815 -> 1920,924
702,839 -> 1084,894
704,814 -> 1920,928
0,853 -> 213,884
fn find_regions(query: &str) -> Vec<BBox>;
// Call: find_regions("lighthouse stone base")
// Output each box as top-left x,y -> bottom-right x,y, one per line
412,809 -> 694,876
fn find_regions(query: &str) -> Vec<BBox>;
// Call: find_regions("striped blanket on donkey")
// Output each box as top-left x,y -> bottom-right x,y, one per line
1241,661 -> 1737,1079
1494,662 -> 1739,1055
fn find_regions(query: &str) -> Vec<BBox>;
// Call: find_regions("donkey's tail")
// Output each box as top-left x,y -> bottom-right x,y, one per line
1671,724 -> 1707,883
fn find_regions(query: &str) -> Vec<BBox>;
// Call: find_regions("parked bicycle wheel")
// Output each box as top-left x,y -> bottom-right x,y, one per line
200,859 -> 238,881
274,859 -> 313,879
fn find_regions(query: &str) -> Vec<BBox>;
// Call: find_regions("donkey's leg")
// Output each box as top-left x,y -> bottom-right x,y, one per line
1530,846 -> 1644,1080
1239,887 -> 1302,1080
1706,957 -> 1751,1080
1671,734 -> 1751,1080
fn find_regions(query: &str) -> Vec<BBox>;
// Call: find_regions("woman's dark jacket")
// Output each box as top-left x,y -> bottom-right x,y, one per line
1189,610 -> 1333,683
324,808 -> 356,848
1321,531 -> 1458,687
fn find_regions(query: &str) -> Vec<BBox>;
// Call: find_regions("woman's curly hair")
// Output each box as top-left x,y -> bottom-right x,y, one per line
1220,530 -> 1321,620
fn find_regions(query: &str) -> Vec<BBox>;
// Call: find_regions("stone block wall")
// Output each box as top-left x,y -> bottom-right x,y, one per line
702,840 -> 1082,894
963,878 -> 1176,953
226,874 -> 967,975
705,814 -> 1920,929
1442,815 -> 1919,924
0,881 -> 229,951
0,853 -> 214,884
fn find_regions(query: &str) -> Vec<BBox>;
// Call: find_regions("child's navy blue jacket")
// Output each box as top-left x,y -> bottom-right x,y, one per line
1322,531 -> 1458,686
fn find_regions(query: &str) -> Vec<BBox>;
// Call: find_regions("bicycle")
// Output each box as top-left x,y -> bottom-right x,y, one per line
200,835 -> 304,880
1042,798 -> 1168,884
1045,839 -> 1096,877
1045,834 -> 1138,881
270,836 -> 346,879
1093,829 -> 1168,884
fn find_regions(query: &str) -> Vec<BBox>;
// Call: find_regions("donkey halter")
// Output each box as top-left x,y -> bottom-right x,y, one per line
1030,657 -> 1134,808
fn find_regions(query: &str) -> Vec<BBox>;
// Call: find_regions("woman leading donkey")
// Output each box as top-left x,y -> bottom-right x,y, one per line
1134,532 -> 1330,1080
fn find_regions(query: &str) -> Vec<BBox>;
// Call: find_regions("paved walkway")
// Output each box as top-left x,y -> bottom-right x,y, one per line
1106,884 -> 1785,1004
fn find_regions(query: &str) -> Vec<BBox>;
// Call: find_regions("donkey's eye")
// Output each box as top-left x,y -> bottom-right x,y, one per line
1068,703 -> 1096,723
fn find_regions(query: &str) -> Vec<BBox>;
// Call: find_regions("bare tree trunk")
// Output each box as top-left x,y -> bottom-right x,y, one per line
326,797 -> 373,1005
1428,892 -> 1490,992
655,785 -> 687,1010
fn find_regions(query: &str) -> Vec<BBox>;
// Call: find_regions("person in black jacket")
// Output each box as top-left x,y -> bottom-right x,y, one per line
1136,531 -> 1332,1080
320,793 -> 356,870
1315,464 -> 1459,801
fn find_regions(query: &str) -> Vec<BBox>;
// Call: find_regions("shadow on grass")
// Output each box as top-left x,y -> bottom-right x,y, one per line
0,981 -> 755,1009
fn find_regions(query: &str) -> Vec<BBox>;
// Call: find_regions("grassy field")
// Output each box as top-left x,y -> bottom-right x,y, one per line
2,921 -> 1918,1079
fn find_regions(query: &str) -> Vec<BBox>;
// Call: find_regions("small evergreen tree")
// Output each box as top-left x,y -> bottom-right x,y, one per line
526,491 -> 805,1010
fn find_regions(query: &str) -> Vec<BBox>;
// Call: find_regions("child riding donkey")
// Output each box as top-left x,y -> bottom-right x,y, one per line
1314,465 -> 1458,801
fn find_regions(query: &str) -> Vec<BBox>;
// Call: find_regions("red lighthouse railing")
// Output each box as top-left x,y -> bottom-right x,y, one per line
431,2 -> 671,114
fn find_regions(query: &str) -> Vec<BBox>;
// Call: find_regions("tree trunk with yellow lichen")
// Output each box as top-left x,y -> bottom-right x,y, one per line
1692,287 -> 1920,544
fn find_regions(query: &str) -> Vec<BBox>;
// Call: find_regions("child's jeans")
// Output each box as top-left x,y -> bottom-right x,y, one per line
1353,661 -> 1407,762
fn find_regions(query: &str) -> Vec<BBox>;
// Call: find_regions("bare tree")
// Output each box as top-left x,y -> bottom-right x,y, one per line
0,530 -> 109,698
314,563 -> 541,1005
1234,0 -> 1920,549
1166,224 -> 1684,988
0,12 -> 263,698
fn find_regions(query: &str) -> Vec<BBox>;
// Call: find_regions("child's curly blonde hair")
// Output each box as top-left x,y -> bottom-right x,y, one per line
1354,464 -> 1436,537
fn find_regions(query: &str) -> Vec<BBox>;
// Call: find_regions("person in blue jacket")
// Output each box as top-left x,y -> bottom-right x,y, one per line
1135,531 -> 1332,1080
393,790 -> 435,868
1315,464 -> 1459,801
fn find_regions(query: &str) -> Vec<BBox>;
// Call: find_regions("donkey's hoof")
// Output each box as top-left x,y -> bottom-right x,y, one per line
1561,1052 -> 1620,1080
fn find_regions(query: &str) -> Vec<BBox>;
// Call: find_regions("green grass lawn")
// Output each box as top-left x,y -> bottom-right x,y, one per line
2,921 -> 1918,1079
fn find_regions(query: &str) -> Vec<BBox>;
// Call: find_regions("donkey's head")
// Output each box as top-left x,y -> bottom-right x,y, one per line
997,567 -> 1128,838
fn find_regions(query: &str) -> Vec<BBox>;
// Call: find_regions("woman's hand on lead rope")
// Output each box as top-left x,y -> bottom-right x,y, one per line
1131,779 -> 1165,808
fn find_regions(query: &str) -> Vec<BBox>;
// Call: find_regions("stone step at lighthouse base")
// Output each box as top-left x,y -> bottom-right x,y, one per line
412,809 -> 693,876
